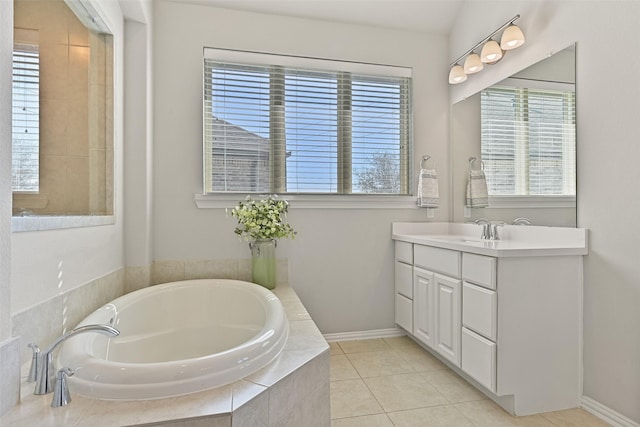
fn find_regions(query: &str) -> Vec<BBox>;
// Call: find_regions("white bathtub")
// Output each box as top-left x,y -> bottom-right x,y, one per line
58,279 -> 289,400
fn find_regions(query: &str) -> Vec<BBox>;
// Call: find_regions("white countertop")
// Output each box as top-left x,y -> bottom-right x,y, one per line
392,222 -> 588,257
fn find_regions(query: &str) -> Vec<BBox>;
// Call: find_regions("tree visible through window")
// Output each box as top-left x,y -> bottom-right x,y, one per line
481,85 -> 576,197
203,50 -> 412,195
12,43 -> 40,193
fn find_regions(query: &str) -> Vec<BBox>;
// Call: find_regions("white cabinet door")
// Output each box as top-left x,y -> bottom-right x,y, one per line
462,282 -> 497,341
395,261 -> 413,299
461,327 -> 496,392
413,267 -> 435,348
395,293 -> 413,332
435,273 -> 461,367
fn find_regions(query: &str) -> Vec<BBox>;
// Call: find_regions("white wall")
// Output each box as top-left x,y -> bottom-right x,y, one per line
450,1 -> 640,423
152,0 -> 450,333
10,0 -> 126,314
0,0 -> 14,343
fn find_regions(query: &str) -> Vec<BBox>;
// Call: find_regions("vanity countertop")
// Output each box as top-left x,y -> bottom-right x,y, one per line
392,222 -> 588,257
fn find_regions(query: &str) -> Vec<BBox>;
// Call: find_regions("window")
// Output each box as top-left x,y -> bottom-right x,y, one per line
12,42 -> 40,192
481,82 -> 576,197
203,49 -> 412,195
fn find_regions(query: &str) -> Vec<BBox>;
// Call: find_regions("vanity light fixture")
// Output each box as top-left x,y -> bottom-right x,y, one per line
449,14 -> 525,84
449,64 -> 467,84
480,40 -> 503,64
463,53 -> 484,74
500,24 -> 526,50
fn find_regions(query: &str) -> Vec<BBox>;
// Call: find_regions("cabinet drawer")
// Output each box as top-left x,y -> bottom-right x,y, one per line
462,253 -> 496,289
462,282 -> 497,341
395,261 -> 413,299
461,327 -> 496,393
395,293 -> 413,332
395,241 -> 413,264
414,245 -> 460,277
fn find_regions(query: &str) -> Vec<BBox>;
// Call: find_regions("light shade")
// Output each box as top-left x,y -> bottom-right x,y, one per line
448,65 -> 467,84
500,24 -> 525,50
480,40 -> 503,64
463,53 -> 484,74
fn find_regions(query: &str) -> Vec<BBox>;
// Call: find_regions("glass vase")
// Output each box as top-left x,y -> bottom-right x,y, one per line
249,239 -> 277,290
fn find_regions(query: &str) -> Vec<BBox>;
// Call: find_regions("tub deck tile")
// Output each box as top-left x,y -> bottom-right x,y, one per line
2,283 -> 330,427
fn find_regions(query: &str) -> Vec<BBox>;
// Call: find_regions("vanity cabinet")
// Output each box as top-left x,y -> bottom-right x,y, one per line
394,242 -> 413,332
398,244 -> 463,367
460,253 -> 498,392
412,267 -> 462,366
393,228 -> 585,416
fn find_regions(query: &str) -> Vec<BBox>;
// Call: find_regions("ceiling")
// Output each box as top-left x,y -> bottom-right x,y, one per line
172,0 -> 465,35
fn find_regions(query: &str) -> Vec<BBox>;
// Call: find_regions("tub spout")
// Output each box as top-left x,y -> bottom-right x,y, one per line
34,324 -> 119,395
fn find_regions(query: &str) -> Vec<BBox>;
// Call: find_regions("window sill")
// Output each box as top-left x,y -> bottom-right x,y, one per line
194,193 -> 423,209
487,195 -> 576,209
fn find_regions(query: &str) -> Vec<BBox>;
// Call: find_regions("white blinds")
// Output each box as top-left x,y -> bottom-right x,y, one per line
481,85 -> 576,196
12,44 -> 40,192
203,50 -> 411,195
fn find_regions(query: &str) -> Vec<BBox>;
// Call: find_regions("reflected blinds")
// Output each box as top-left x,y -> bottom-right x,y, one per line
203,50 -> 411,195
481,85 -> 576,196
12,44 -> 40,192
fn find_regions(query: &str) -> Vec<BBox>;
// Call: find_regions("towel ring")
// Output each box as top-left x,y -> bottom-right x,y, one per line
420,155 -> 434,169
469,156 -> 485,171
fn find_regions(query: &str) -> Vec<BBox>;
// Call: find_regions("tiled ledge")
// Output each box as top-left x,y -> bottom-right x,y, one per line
1,284 -> 330,427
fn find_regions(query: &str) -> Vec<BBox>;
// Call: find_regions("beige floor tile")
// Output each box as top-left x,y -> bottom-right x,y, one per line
330,355 -> 360,382
338,339 -> 390,354
329,342 -> 344,355
347,351 -> 415,378
387,405 -> 476,427
422,370 -> 486,403
330,379 -> 384,419
363,373 -> 449,412
540,408 -> 611,427
392,345 -> 448,373
454,400 -> 557,427
331,413 -> 394,426
383,335 -> 419,349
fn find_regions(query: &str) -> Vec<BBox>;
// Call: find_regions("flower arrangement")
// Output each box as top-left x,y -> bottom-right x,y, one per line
229,195 -> 296,241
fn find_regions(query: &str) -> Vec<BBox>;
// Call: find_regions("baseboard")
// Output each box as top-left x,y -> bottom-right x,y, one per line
581,396 -> 640,427
323,327 -> 405,342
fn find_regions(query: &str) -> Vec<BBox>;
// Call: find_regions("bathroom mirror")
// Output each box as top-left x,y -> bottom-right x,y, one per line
451,44 -> 576,227
11,0 -> 114,218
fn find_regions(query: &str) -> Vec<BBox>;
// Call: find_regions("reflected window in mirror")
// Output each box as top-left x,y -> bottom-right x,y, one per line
12,32 -> 40,193
12,0 -> 114,218
481,81 -> 576,197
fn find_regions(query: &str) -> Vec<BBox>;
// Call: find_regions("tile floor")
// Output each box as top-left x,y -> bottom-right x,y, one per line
329,337 -> 610,427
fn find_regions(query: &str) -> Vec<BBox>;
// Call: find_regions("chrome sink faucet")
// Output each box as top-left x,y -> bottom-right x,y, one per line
512,217 -> 533,225
474,219 -> 504,240
474,218 -> 493,240
31,324 -> 119,395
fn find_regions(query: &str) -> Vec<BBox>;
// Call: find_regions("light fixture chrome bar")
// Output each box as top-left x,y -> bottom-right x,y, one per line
449,14 -> 520,67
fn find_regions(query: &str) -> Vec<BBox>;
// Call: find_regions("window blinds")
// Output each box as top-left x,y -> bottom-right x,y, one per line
203,50 -> 411,195
481,85 -> 576,196
12,44 -> 40,192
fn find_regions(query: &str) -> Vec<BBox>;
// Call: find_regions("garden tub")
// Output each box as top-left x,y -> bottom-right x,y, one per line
57,279 -> 289,400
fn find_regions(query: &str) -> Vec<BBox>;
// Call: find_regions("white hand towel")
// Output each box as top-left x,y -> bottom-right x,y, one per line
466,169 -> 489,207
418,168 -> 439,208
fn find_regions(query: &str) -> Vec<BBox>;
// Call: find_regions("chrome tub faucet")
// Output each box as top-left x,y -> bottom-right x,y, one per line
30,324 -> 119,395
